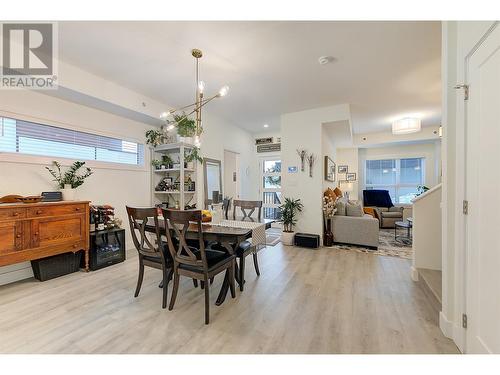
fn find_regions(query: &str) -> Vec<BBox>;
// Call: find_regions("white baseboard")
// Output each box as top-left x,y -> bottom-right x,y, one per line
439,311 -> 454,339
0,262 -> 34,286
410,266 -> 419,281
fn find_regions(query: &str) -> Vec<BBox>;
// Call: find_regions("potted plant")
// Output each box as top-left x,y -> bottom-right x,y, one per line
185,147 -> 203,169
46,161 -> 93,201
279,197 -> 303,246
151,159 -> 162,170
145,129 -> 164,148
174,114 -> 196,143
161,154 -> 173,169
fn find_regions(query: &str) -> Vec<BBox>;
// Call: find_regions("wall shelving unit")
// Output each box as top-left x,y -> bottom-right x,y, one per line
150,142 -> 197,210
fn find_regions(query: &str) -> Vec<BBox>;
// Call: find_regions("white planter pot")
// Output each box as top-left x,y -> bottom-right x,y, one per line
281,231 -> 295,246
177,136 -> 193,144
61,185 -> 76,201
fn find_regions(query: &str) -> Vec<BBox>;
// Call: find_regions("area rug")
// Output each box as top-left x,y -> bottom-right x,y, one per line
331,229 -> 413,260
265,228 -> 282,247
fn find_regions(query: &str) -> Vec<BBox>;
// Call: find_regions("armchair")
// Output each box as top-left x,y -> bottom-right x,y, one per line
363,190 -> 404,228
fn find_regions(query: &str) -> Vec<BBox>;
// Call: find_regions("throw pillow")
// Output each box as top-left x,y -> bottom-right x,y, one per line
335,197 -> 348,216
346,202 -> 363,217
363,207 -> 376,218
324,187 -> 336,200
333,187 -> 343,197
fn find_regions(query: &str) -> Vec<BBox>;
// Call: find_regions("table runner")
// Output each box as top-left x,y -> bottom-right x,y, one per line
211,220 -> 267,250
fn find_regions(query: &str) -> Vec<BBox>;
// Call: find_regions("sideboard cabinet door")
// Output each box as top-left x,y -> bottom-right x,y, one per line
31,215 -> 85,249
0,221 -> 24,254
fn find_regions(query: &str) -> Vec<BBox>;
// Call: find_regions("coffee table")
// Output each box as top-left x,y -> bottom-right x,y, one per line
395,220 -> 412,245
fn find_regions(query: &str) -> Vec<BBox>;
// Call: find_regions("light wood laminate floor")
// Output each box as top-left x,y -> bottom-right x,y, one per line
0,243 -> 459,354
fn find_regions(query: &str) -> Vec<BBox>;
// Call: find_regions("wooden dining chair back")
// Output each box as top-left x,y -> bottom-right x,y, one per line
232,199 -> 262,221
163,208 -> 236,324
126,206 -> 173,309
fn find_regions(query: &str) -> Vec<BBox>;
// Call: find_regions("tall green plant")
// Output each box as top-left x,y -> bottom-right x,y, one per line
279,197 -> 303,233
46,161 -> 93,189
185,147 -> 203,164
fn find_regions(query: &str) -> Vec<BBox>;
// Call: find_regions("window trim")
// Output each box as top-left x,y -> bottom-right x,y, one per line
364,157 -> 426,204
0,110 -> 148,172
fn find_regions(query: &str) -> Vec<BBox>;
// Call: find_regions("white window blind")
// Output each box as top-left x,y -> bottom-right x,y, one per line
0,116 -> 144,166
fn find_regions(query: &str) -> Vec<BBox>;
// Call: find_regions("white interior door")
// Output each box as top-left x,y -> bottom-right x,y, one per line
465,23 -> 500,354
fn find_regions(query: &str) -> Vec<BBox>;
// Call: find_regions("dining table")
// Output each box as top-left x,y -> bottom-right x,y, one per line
145,216 -> 275,306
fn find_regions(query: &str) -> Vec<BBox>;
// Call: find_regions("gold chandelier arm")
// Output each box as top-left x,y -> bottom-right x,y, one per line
167,93 -> 220,116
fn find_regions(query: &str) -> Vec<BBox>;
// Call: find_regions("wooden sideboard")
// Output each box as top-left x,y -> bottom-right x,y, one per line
0,201 -> 90,271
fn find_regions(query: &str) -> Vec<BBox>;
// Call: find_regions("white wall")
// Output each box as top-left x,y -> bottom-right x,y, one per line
281,104 -> 351,237
336,148 -> 359,198
0,89 -> 153,285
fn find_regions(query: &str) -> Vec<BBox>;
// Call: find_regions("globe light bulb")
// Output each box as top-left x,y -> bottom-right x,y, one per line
218,85 -> 229,97
198,81 -> 205,94
160,111 -> 170,120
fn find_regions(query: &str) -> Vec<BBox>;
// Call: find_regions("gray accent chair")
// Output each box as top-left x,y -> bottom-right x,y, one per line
331,214 -> 379,249
371,206 -> 405,228
362,189 -> 404,228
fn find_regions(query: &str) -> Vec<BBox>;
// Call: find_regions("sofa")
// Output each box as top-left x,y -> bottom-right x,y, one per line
331,214 -> 379,249
363,189 -> 404,228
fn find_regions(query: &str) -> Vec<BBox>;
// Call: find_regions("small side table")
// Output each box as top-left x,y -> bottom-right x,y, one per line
395,220 -> 412,245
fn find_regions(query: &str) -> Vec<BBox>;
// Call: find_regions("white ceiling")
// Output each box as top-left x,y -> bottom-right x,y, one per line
58,21 -> 441,134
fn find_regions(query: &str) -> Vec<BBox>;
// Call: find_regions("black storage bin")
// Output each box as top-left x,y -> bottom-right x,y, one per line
294,233 -> 320,249
31,251 -> 83,281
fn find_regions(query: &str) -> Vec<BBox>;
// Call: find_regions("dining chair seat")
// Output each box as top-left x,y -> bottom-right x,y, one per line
179,248 -> 235,273
235,240 -> 253,256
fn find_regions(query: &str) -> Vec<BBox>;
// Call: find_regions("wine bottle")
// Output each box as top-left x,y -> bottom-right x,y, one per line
89,207 -> 96,232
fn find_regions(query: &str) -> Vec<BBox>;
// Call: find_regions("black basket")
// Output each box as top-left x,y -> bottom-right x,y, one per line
31,251 -> 82,281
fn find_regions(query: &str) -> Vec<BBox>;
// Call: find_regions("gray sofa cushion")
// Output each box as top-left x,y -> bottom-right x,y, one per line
331,215 -> 379,248
346,202 -> 363,217
381,211 -> 402,218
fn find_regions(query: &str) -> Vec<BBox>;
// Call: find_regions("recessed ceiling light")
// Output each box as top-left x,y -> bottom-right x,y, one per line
263,124 -> 269,128
318,56 -> 335,65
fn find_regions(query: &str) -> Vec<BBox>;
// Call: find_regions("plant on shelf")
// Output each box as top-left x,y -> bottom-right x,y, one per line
416,185 -> 430,196
151,159 -> 162,170
278,197 -> 303,246
174,114 -> 197,138
45,161 -> 93,201
185,146 -> 203,164
161,154 -> 173,169
145,129 -> 164,147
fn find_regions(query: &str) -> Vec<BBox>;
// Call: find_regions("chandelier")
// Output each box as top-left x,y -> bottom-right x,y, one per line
159,49 -> 229,147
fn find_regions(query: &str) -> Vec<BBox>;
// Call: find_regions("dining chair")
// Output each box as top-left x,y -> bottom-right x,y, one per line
232,199 -> 263,291
126,206 -> 173,309
163,209 -> 236,324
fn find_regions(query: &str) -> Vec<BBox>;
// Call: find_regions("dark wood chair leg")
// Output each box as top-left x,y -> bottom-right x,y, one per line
193,279 -> 198,288
239,255 -> 245,292
229,261 -> 236,298
200,281 -> 205,289
210,277 -> 214,285
134,259 -> 144,298
161,267 -> 169,309
204,276 -> 210,324
169,272 -> 180,310
253,251 -> 261,276
234,261 -> 240,284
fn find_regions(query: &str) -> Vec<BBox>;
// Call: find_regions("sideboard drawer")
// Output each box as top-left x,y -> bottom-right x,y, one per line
0,208 -> 26,221
27,204 -> 86,218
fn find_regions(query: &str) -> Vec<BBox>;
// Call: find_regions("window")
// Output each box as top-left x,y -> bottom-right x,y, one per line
0,116 -> 144,166
260,158 -> 282,219
365,158 -> 424,204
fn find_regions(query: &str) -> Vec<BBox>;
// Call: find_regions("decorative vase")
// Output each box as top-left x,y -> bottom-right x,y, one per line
61,184 -> 76,201
323,218 -> 334,247
281,231 -> 295,246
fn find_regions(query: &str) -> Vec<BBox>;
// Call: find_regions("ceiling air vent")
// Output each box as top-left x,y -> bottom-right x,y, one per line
257,143 -> 281,153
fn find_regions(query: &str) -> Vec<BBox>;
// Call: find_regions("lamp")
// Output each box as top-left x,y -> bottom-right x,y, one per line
159,49 -> 229,143
392,117 -> 421,135
343,182 -> 354,200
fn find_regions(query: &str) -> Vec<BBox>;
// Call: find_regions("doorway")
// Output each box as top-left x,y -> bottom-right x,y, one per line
259,157 -> 282,220
224,150 -> 240,201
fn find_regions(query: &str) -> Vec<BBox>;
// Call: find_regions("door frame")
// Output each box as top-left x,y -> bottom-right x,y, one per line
455,21 -> 499,354
259,155 -> 282,220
